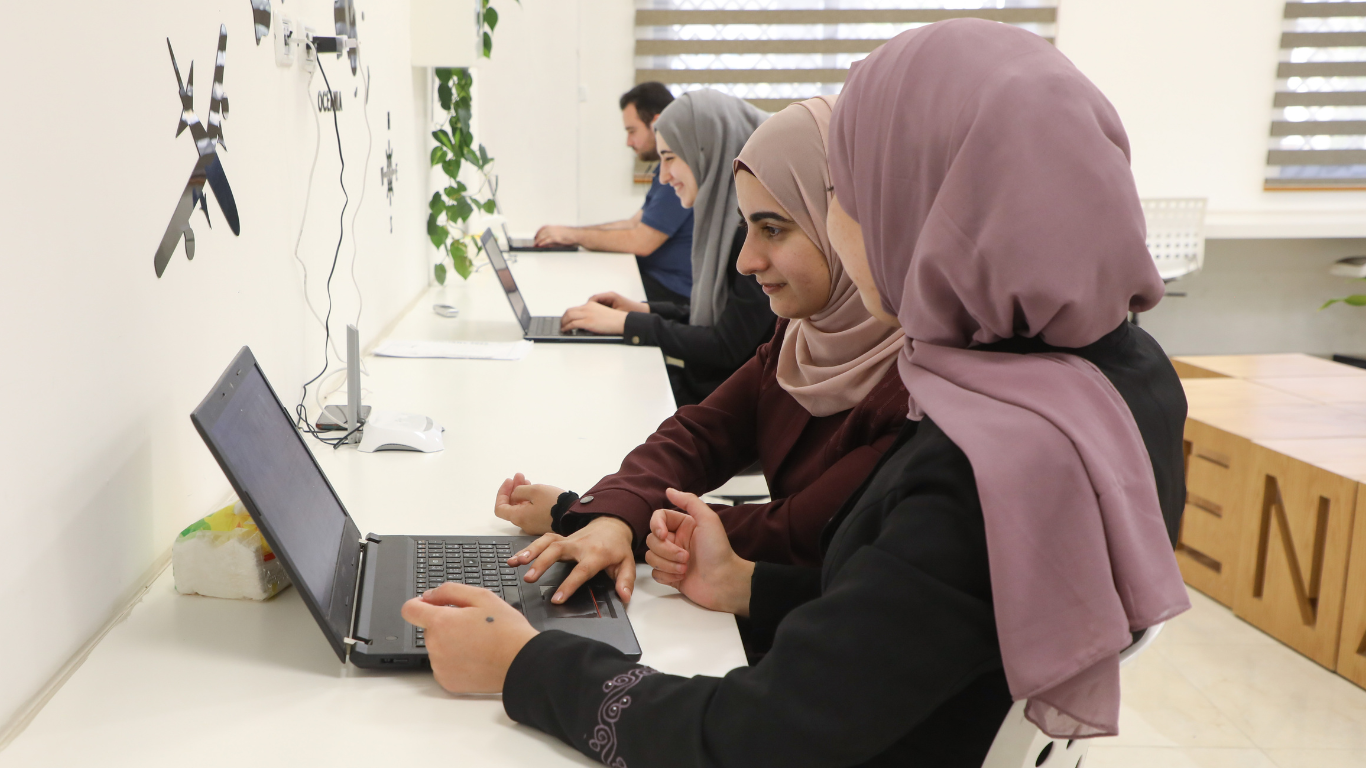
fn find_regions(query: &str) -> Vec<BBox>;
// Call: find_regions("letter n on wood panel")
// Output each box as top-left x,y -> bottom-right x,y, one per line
1233,446 -> 1358,669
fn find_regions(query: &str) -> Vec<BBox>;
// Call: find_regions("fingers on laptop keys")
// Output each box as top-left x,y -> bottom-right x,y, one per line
508,533 -> 562,570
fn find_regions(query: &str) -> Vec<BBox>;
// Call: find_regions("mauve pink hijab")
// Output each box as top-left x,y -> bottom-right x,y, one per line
735,96 -> 904,417
828,20 -> 1189,737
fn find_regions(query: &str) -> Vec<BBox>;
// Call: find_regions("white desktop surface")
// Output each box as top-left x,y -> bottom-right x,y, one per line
1,253 -> 748,767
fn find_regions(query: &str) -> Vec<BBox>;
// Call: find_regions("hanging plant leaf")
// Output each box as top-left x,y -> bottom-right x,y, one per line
483,31 -> 493,57
432,129 -> 455,150
1323,295 -> 1366,309
451,197 -> 474,222
483,199 -> 498,214
434,262 -> 447,285
430,146 -> 448,166
429,192 -> 446,213
428,217 -> 449,247
438,81 -> 453,112
485,7 -> 499,31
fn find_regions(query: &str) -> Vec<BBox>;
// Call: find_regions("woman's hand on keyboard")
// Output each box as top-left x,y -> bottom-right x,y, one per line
645,488 -> 755,617
403,583 -> 537,694
506,516 -> 638,604
493,473 -> 561,535
560,300 -> 628,335
588,291 -> 649,315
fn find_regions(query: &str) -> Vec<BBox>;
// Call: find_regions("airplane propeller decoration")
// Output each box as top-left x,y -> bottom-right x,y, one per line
154,26 -> 241,279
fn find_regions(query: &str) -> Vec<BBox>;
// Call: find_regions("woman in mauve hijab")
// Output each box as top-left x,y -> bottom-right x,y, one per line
402,20 -> 1190,767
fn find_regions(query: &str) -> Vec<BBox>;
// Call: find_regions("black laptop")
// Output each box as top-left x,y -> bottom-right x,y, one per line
190,347 -> 641,668
481,229 -> 623,343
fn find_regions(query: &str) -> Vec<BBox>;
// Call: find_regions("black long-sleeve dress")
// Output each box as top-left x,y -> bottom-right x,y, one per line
622,225 -> 777,406
503,321 -> 1187,768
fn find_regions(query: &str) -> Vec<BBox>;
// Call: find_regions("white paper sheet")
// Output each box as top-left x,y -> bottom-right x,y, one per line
373,339 -> 533,361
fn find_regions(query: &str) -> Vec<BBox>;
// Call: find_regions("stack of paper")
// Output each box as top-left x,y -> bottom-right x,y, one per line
373,339 -> 533,361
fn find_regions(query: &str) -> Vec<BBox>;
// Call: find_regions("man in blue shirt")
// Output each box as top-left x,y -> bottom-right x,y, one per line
534,83 -> 694,304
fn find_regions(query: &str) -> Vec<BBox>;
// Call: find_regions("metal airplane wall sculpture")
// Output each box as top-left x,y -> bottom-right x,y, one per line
154,26 -> 241,278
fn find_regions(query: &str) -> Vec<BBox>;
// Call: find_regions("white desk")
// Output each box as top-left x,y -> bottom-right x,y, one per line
1,253 -> 748,767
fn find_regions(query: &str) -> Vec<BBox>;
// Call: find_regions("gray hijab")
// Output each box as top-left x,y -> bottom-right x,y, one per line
654,90 -> 768,326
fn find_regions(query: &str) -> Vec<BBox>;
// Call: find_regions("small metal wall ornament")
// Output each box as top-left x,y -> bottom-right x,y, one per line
382,141 -> 397,205
154,26 -> 241,278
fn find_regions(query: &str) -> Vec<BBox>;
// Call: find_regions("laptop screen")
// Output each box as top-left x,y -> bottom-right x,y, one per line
197,357 -> 350,621
482,229 -> 531,330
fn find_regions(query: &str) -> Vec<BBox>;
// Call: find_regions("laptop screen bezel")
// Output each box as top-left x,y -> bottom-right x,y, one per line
189,346 -> 362,662
481,229 -> 532,331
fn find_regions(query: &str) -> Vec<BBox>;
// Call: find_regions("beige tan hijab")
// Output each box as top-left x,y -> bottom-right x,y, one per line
735,96 -> 903,417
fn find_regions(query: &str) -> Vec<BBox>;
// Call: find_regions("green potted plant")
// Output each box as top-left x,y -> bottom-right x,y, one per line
427,0 -> 510,283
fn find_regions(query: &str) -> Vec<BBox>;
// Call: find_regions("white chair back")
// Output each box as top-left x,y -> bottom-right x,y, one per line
1142,198 -> 1206,282
979,622 -> 1166,768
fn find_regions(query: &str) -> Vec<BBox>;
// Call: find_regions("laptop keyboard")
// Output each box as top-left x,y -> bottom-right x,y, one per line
529,316 -> 600,338
413,539 -> 522,648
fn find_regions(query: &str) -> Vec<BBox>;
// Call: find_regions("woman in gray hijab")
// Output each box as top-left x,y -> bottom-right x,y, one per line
561,90 -> 775,406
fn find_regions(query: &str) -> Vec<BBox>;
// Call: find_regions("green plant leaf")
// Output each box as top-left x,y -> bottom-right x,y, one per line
478,145 -> 491,166
451,239 -> 468,260
430,146 -> 448,166
454,255 -> 473,280
435,68 -> 453,84
1322,295 -> 1366,308
444,184 -> 467,200
441,158 -> 462,180
434,262 -> 447,285
428,217 -> 449,247
432,129 -> 454,150
483,31 -> 493,57
483,199 -> 498,214
429,192 -> 446,213
484,6 -> 499,31
451,197 -> 474,222
437,81 -> 453,112
464,147 -> 482,166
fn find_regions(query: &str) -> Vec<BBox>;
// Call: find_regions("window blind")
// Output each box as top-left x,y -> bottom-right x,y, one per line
1267,1 -> 1366,189
634,1 -> 1059,114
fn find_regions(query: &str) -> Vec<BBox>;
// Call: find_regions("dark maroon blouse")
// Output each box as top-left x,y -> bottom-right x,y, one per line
559,319 -> 909,566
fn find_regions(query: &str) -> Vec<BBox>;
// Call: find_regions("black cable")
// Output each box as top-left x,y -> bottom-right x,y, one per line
296,53 -> 352,446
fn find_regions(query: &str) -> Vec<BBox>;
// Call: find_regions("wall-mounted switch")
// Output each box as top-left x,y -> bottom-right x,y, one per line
274,13 -> 295,67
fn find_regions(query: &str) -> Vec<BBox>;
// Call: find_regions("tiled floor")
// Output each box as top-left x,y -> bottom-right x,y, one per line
1087,588 -> 1366,767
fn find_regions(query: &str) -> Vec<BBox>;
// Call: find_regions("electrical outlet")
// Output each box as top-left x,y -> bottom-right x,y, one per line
274,13 -> 295,66
302,26 -> 317,73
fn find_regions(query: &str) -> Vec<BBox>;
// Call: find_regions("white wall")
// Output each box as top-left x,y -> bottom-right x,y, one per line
1058,0 -> 1366,238
474,0 -> 644,235
1141,239 -> 1366,356
0,0 -> 430,731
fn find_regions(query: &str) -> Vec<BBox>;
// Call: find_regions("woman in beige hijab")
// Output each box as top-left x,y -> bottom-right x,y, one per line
487,96 -> 907,614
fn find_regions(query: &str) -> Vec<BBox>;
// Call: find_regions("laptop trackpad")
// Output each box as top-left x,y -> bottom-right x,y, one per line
537,583 -> 615,619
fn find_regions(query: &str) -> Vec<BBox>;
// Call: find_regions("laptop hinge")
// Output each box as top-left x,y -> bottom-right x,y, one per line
343,535 -> 374,663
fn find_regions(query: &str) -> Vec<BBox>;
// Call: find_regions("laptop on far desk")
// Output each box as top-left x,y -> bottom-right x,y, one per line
482,229 -> 623,344
190,347 -> 641,669
503,223 -> 577,252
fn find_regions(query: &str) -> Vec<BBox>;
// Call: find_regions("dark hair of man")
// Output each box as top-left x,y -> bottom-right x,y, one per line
619,82 -> 675,125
